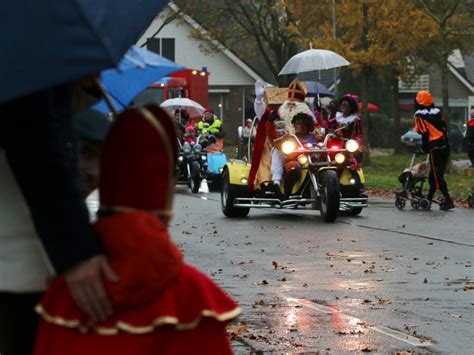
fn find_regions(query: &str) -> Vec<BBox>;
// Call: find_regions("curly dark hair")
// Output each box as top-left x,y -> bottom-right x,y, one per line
291,112 -> 314,132
339,95 -> 358,114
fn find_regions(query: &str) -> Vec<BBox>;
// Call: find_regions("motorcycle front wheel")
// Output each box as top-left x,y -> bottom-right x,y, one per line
188,161 -> 201,193
319,170 -> 340,223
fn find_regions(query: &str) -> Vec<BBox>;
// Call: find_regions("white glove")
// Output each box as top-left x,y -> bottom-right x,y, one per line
255,80 -> 265,101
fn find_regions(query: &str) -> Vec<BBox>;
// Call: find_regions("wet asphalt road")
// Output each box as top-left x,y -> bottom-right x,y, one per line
169,186 -> 473,354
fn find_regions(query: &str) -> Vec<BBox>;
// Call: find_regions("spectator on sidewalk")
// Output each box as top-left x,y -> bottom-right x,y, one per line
464,109 -> 474,168
33,106 -> 240,355
0,80 -> 116,355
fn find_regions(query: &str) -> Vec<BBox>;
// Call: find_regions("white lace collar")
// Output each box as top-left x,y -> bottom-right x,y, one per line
336,112 -> 358,125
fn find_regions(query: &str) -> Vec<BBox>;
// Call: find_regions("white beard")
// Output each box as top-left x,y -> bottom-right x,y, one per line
277,100 -> 313,134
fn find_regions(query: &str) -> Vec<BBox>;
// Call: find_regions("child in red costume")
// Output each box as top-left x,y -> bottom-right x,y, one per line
33,106 -> 240,355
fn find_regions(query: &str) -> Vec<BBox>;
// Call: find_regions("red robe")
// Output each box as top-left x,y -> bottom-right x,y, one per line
34,211 -> 240,355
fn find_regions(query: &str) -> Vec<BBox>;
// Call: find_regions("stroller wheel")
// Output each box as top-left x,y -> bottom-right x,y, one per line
419,198 -> 431,211
411,199 -> 420,209
395,197 -> 406,210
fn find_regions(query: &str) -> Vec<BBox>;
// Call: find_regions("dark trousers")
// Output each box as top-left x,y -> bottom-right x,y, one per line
427,147 -> 450,201
0,292 -> 43,355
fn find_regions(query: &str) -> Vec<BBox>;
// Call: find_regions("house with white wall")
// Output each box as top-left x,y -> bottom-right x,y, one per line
399,50 -> 474,125
137,2 -> 265,142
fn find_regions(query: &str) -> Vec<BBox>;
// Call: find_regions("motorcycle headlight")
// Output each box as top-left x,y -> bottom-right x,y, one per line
178,155 -> 184,162
297,154 -> 308,165
194,144 -> 203,153
281,141 -> 297,154
201,154 -> 207,161
335,153 -> 345,164
346,139 -> 359,153
182,143 -> 192,153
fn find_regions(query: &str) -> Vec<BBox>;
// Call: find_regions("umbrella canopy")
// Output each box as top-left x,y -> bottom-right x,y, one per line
160,98 -> 205,118
0,0 -> 168,104
279,49 -> 350,75
303,81 -> 334,97
93,46 -> 183,113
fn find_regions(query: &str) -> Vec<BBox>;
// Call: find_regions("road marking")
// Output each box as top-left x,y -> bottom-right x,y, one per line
200,196 -> 208,200
287,297 -> 433,347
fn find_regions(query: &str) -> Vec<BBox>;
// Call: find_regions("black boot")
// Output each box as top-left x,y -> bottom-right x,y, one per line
439,198 -> 455,210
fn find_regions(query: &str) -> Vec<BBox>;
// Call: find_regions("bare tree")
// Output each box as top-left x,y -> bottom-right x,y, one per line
416,0 -> 474,124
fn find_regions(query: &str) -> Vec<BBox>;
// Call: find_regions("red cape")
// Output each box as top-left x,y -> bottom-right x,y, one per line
248,109 -> 271,192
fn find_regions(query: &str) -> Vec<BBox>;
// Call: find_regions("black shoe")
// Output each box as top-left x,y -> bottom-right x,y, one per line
270,184 -> 285,201
439,199 -> 455,211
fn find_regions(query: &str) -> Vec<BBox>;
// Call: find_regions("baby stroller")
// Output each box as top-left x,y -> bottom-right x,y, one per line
395,153 -> 432,210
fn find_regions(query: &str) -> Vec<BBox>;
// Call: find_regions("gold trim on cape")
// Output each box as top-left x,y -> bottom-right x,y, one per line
35,304 -> 241,335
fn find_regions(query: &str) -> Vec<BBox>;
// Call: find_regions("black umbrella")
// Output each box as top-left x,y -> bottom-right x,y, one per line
0,0 -> 168,104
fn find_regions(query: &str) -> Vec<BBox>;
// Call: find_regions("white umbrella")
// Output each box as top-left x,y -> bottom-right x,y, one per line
279,49 -> 350,75
160,97 -> 205,117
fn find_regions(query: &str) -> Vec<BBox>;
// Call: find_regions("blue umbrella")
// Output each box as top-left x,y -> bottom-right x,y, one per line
93,46 -> 183,113
0,0 -> 168,104
303,81 -> 334,98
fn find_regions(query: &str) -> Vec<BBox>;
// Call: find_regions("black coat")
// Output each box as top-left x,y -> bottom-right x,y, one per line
0,84 -> 102,273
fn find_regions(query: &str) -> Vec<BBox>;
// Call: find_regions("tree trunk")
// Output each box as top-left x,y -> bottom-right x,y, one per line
360,3 -> 370,165
361,67 -> 371,165
391,69 -> 403,153
441,60 -> 451,126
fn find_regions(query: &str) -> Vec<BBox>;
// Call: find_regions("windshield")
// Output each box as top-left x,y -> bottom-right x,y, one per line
132,87 -> 164,107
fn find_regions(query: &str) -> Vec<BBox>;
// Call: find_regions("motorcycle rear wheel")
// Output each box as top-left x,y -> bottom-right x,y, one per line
221,169 -> 250,217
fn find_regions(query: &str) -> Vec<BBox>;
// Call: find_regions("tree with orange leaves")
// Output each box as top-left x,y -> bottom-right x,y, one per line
290,0 -> 435,160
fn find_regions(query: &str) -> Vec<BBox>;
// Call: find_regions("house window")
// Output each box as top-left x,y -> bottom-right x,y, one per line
146,38 -> 175,61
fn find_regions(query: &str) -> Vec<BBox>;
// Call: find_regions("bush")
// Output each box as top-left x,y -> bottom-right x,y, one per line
368,113 -> 392,148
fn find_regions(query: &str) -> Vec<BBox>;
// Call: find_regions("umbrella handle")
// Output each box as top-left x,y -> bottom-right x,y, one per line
94,77 -> 118,115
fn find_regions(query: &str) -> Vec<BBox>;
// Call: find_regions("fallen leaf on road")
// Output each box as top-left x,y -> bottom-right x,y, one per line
272,261 -> 278,269
404,324 -> 417,335
449,313 -> 462,318
378,298 -> 391,304
258,280 -> 269,285
227,324 -> 248,340
303,283 -> 309,287
463,286 -> 474,291
363,299 -> 372,304
278,277 -> 287,282
423,278 -> 428,283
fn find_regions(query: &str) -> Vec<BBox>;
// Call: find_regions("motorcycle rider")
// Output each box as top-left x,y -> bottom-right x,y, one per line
335,95 -> 363,165
281,113 -> 317,196
197,107 -> 224,145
